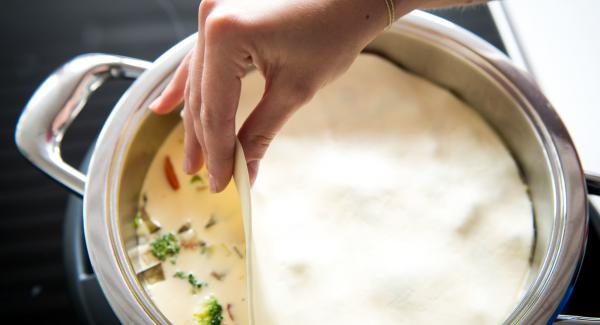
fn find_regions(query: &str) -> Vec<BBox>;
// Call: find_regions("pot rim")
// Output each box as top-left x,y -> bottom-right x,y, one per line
83,10 -> 587,325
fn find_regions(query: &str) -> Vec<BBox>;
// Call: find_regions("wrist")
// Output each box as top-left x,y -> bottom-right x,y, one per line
350,0 -> 421,43
392,0 -> 427,19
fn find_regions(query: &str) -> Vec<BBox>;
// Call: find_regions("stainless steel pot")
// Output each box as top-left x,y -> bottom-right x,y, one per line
15,11 -> 600,325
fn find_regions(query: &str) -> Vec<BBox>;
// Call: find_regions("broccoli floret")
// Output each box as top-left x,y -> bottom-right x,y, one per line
151,233 -> 180,261
194,296 -> 223,325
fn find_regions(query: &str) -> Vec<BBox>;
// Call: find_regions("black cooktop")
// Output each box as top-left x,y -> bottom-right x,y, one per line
1,1 -> 597,323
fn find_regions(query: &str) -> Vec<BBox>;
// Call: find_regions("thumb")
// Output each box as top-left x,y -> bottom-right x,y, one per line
238,75 -> 316,183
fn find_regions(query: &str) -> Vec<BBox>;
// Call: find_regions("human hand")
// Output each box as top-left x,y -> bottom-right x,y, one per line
149,0 -> 425,192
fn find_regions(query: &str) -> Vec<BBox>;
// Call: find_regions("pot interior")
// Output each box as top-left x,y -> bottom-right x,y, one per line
113,23 -> 563,323
369,27 -> 555,285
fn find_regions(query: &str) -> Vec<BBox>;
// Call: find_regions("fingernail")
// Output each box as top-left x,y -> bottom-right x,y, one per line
208,173 -> 217,193
183,157 -> 192,174
247,160 -> 259,175
148,96 -> 161,111
247,160 -> 259,186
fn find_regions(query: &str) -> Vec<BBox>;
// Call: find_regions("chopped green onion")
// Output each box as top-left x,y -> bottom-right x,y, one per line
133,211 -> 142,229
232,246 -> 244,259
174,271 -> 207,292
204,214 -> 218,229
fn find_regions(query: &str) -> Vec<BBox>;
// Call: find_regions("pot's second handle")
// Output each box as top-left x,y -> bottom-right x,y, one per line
556,315 -> 600,324
553,174 -> 600,324
15,54 -> 151,196
586,172 -> 600,196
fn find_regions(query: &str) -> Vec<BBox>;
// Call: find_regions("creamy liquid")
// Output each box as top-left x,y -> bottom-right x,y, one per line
139,54 -> 533,325
137,127 -> 248,325
236,54 -> 534,324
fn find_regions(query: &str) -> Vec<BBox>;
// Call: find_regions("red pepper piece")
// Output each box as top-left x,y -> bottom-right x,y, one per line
227,303 -> 235,321
164,156 -> 180,191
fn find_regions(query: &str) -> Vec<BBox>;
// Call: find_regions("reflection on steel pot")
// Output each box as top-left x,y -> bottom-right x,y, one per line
14,11 -> 600,325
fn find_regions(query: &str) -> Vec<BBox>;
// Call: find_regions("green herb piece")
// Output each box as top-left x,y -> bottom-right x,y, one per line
204,214 -> 218,229
151,233 -> 180,261
198,241 -> 207,254
220,244 -> 232,256
190,174 -> 204,184
142,192 -> 148,204
188,274 -> 206,290
194,296 -> 223,325
200,245 -> 209,255
174,271 -> 207,292
232,246 -> 244,259
133,211 -> 142,229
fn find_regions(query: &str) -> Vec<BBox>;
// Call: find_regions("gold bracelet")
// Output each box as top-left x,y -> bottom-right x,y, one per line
383,0 -> 395,28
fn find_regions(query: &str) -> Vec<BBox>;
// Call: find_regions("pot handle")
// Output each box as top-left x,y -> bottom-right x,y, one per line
556,315 -> 600,324
586,172 -> 600,196
553,173 -> 600,324
15,54 -> 151,196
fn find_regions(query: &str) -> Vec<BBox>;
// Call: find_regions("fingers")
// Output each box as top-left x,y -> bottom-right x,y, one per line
182,104 -> 204,174
200,27 -> 245,193
237,76 -> 305,184
187,33 -> 208,165
150,47 -> 205,176
149,51 -> 192,114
